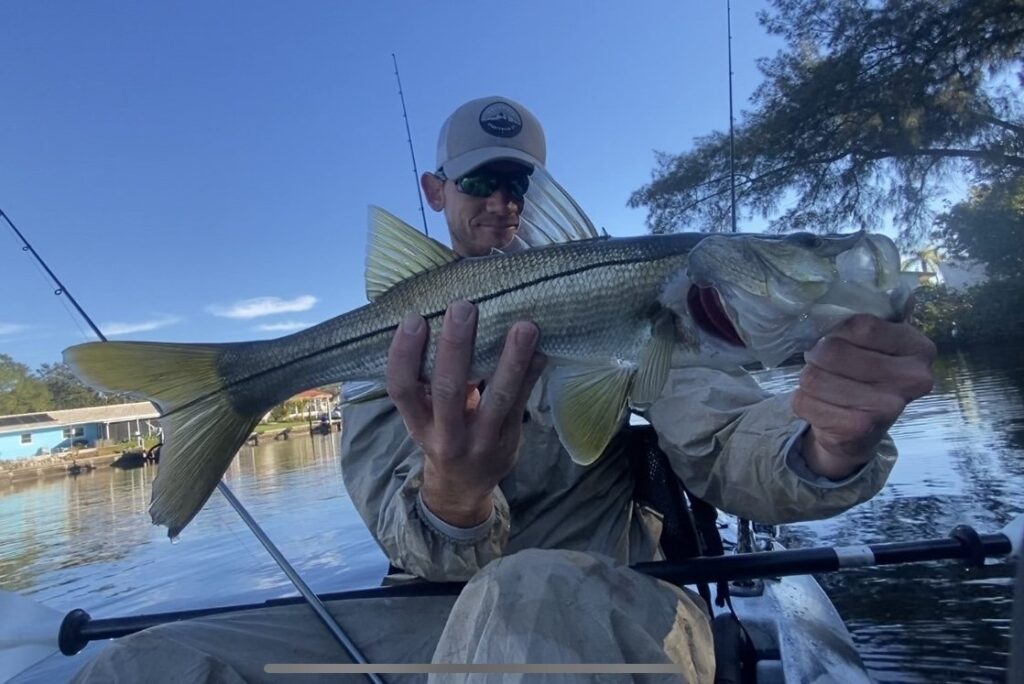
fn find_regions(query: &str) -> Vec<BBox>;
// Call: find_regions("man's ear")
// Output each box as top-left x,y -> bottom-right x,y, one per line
421,173 -> 445,211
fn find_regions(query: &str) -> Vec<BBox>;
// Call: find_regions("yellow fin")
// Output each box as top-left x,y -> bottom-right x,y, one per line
546,362 -> 634,466
365,206 -> 457,301
64,340 -> 264,538
631,311 -> 676,408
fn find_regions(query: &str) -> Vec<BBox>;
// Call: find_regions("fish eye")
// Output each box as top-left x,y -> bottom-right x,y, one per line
785,232 -> 823,249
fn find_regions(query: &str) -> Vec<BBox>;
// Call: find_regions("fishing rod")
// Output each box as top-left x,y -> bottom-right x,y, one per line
1,209 -> 104,340
391,53 -> 430,237
0,207 -> 381,684
2,512 -> 1020,673
726,0 -> 738,233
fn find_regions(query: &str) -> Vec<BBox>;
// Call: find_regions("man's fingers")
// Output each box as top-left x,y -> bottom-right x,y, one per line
386,312 -> 432,432
432,301 -> 478,444
799,363 -> 905,419
825,314 -> 937,360
792,389 -> 880,441
501,353 -> 547,434
477,321 -> 542,435
804,337 -> 935,397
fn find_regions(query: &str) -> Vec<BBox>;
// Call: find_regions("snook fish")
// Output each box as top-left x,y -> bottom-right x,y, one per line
64,179 -> 914,538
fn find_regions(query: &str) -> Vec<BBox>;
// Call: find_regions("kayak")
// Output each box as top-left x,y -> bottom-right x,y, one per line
710,518 -> 871,683
5,511 -> 1019,683
4,517 -> 871,684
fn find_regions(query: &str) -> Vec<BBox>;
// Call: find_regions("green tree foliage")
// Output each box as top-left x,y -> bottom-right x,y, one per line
0,354 -> 52,415
35,362 -> 111,410
914,277 -> 1024,349
629,0 -> 1024,243
934,174 -> 1024,278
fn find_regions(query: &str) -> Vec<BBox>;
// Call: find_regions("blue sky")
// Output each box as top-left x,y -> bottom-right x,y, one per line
1,1 -> 782,370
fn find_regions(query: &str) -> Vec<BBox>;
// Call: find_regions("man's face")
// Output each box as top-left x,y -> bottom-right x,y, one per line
424,161 -> 531,258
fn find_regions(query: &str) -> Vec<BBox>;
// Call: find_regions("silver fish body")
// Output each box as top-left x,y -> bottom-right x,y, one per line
64,207 -> 913,537
217,232 -> 705,411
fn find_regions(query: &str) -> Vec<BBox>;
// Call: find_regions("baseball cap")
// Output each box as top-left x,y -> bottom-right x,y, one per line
436,96 -> 546,179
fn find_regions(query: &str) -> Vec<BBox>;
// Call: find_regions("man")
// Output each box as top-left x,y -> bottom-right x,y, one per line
64,96 -> 935,684
339,96 -> 938,679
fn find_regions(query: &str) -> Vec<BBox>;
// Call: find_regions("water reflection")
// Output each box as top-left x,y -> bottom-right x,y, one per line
0,431 -> 387,618
1,347 -> 1022,681
758,344 -> 1024,681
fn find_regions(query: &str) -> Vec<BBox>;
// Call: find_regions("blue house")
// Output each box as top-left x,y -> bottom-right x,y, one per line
0,402 -> 161,461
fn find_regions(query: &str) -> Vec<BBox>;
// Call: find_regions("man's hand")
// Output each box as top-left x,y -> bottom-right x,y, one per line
794,313 -> 937,480
386,301 -> 546,527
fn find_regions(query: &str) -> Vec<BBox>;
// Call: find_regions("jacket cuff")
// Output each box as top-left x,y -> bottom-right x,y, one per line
416,491 -> 498,543
783,422 -> 875,489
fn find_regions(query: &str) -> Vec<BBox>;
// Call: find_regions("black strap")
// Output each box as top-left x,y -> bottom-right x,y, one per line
625,424 -> 719,616
686,489 -> 732,608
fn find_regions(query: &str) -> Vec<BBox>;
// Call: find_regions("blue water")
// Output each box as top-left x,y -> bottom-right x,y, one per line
2,344 -> 1023,681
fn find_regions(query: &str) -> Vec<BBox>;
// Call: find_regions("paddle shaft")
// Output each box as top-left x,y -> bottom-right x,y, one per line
61,525 -> 1015,653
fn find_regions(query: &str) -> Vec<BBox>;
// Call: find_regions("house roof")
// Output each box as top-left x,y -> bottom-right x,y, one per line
291,389 -> 336,400
0,401 -> 160,435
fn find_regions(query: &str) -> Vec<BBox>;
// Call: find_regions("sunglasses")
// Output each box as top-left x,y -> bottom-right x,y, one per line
436,168 -> 531,200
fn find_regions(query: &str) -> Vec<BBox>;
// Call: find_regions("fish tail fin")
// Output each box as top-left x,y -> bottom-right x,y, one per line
64,341 -> 265,537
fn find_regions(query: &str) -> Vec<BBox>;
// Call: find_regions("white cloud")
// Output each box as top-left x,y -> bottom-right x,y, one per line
207,295 -> 317,320
0,323 -> 28,336
255,321 -> 310,332
103,316 -> 181,336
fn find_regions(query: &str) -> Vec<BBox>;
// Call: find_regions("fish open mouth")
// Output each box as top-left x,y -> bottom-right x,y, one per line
687,285 -> 745,347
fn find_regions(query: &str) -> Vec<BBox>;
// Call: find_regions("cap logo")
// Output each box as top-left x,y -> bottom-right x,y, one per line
479,102 -> 523,138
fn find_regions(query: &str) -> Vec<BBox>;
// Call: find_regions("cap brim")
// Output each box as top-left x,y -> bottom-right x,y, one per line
442,147 -> 542,179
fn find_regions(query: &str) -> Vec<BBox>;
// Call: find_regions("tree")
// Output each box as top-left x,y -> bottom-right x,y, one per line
629,0 -> 1024,244
933,174 -> 1024,278
0,354 -> 52,415
36,362 -> 108,410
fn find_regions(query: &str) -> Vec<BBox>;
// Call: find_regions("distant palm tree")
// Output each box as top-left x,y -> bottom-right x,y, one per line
902,247 -> 943,285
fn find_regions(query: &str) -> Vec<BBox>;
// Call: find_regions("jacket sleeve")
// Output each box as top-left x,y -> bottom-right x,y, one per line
645,366 -> 897,525
340,398 -> 511,582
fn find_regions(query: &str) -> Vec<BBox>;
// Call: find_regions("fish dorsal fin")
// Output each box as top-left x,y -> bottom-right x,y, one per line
546,361 -> 634,466
366,206 -> 457,301
518,167 -> 602,247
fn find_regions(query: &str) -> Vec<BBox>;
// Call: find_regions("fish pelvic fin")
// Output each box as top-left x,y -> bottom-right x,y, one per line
63,341 -> 264,538
546,362 -> 634,466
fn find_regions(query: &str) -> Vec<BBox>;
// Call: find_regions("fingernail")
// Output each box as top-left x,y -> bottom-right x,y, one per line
402,313 -> 423,334
515,323 -> 538,347
450,301 -> 474,323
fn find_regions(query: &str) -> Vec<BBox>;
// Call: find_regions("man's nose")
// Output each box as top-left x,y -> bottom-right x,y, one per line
485,184 -> 519,212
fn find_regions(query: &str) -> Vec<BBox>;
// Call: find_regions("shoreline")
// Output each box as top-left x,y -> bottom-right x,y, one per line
0,423 -> 339,488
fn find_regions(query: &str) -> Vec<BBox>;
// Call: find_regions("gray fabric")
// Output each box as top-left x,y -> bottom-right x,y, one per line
341,365 -> 896,580
67,595 -> 457,684
59,550 -> 712,684
56,347 -> 897,684
430,549 -> 714,684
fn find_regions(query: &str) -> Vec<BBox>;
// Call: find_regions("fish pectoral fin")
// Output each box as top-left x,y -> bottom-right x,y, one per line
631,311 -> 676,409
365,206 -> 458,302
546,362 -> 634,466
